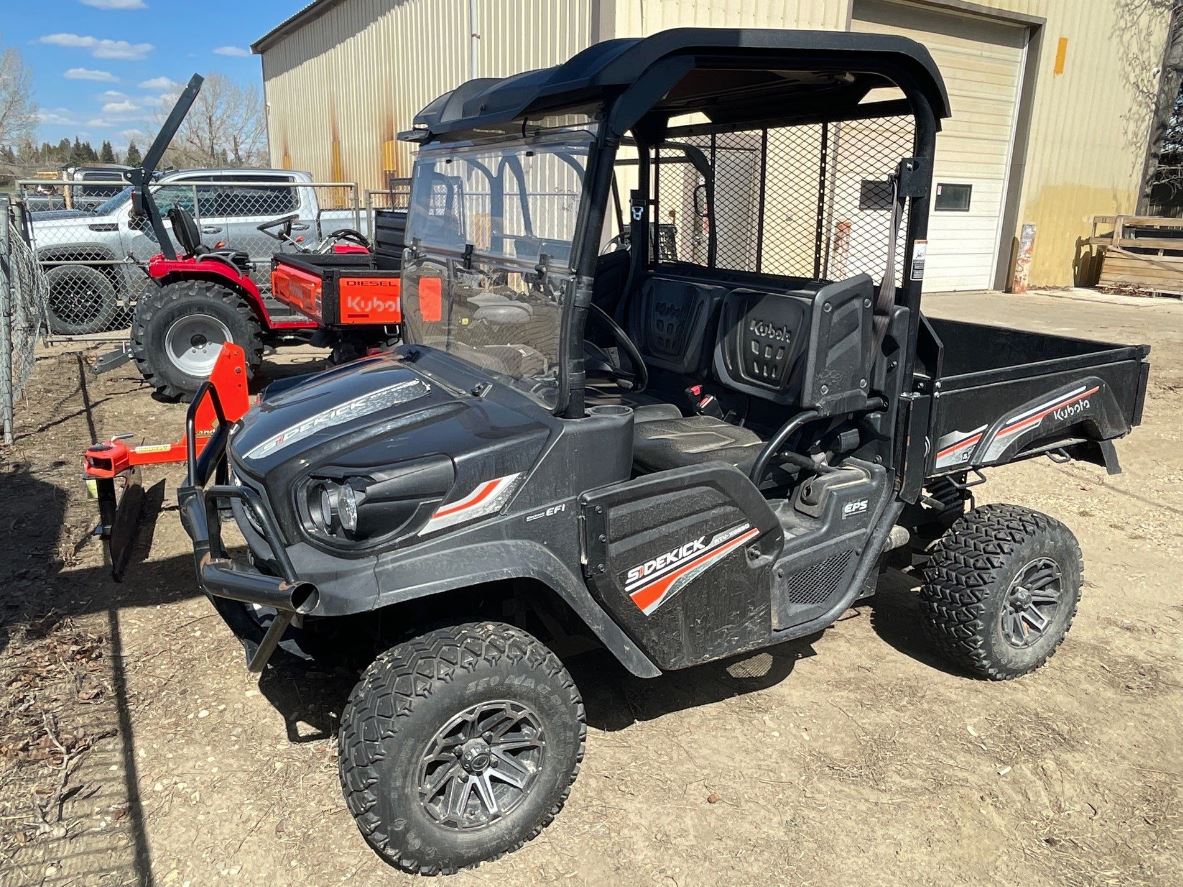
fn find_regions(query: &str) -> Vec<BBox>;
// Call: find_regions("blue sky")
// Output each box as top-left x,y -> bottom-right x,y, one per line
7,0 -> 305,149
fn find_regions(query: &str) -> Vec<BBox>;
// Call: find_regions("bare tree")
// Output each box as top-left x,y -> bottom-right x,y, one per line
1139,1 -> 1183,213
0,47 -> 37,150
161,73 -> 267,168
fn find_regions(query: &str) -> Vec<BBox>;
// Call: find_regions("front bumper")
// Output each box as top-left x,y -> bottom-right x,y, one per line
177,379 -> 318,671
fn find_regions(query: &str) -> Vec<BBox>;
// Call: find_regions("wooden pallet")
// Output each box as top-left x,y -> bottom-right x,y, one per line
1089,215 -> 1183,297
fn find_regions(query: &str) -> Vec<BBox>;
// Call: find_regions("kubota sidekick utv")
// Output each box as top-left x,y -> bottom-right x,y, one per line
124,29 -> 1148,873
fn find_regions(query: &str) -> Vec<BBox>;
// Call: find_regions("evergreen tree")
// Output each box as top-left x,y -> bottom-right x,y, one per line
124,140 -> 142,166
100,140 -> 116,163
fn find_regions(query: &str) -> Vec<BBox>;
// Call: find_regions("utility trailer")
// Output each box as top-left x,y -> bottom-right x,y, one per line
85,28 -> 1149,875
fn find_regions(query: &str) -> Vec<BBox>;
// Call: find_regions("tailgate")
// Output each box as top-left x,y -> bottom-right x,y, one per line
926,318 -> 1150,476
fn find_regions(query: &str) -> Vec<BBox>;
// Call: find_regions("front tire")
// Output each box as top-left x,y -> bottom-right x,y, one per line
919,504 -> 1083,680
131,279 -> 263,400
338,623 -> 585,874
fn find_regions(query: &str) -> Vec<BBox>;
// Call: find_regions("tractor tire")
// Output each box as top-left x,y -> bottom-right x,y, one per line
45,264 -> 120,335
131,279 -> 263,401
339,622 -> 585,875
919,504 -> 1082,680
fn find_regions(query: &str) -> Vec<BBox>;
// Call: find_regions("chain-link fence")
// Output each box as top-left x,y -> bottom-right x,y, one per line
364,178 -> 412,218
651,113 -> 915,285
18,177 -> 362,339
1,196 -> 51,444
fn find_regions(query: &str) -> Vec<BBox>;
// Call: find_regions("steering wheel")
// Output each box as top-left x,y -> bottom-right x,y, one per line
585,303 -> 648,393
257,212 -> 300,238
327,228 -> 370,249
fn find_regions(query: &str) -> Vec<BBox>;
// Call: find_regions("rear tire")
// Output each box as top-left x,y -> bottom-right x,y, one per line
338,622 -> 585,874
131,279 -> 263,400
45,264 -> 120,335
919,504 -> 1082,680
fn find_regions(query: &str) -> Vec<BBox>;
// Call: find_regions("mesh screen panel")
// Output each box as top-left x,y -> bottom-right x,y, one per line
651,115 -> 914,285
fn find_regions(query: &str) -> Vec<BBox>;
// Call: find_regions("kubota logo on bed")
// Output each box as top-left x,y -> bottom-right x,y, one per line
624,522 -> 760,616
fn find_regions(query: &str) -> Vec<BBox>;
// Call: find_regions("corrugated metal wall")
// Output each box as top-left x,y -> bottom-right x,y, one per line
260,0 -> 592,196
607,0 -> 1170,287
609,0 -> 848,33
259,0 -> 1169,286
974,0 -> 1170,286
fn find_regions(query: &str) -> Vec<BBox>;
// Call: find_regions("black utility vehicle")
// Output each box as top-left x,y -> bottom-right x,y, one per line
175,30 -> 1149,873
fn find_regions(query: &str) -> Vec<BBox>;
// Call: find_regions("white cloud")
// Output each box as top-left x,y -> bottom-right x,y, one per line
213,46 -> 251,58
81,0 -> 147,8
119,128 -> 147,142
100,89 -> 127,100
102,99 -> 140,113
138,76 -> 177,90
38,109 -> 78,126
86,118 -> 115,128
40,33 -> 154,60
65,67 -> 117,82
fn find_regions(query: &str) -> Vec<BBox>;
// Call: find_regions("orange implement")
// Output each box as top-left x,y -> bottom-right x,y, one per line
84,343 -> 250,479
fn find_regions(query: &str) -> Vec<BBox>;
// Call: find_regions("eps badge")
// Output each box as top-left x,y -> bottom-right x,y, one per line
842,499 -> 869,518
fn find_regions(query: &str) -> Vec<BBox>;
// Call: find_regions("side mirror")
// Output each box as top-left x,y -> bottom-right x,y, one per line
129,190 -> 144,219
693,182 -> 710,218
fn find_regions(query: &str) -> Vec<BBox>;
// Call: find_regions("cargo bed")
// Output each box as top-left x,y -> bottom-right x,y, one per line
925,317 -> 1150,476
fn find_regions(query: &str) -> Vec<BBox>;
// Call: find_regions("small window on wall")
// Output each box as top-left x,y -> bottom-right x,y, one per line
859,179 -> 893,211
935,182 -> 972,212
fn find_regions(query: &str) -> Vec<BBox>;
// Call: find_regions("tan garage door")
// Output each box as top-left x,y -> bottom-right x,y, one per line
853,0 -> 1026,291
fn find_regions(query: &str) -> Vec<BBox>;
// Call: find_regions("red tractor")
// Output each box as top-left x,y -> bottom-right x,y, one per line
123,74 -> 402,400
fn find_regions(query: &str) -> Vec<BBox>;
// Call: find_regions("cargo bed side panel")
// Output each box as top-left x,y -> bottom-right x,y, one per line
924,318 -> 1149,477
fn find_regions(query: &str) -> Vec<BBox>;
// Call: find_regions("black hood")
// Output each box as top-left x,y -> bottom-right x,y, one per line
230,354 -> 453,476
228,350 -> 555,546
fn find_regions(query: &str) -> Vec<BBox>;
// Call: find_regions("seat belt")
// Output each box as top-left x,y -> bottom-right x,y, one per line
873,165 -> 907,355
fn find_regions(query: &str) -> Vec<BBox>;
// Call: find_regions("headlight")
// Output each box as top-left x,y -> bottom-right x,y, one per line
338,484 -> 359,532
297,455 -> 455,552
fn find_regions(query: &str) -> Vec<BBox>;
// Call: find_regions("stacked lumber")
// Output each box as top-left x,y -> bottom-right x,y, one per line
1089,215 -> 1183,297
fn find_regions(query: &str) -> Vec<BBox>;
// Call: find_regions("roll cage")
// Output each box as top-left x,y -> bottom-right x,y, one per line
400,28 -> 951,419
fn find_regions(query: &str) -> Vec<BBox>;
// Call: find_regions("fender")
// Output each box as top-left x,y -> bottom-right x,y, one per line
371,538 -> 662,678
149,253 -> 316,332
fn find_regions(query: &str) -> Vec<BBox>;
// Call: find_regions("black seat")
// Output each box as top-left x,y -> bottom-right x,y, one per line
166,205 -> 251,272
167,206 -> 206,256
633,414 -> 762,473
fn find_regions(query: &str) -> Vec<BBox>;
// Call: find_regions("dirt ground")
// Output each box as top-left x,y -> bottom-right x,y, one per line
1,289 -> 1181,887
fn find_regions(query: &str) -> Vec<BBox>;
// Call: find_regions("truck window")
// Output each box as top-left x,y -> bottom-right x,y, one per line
205,174 -> 298,218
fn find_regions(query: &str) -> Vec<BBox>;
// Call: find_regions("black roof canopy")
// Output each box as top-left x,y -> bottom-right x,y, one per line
405,28 -> 951,141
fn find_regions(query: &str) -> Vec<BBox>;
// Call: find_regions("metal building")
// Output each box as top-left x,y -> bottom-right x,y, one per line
253,0 -> 1171,290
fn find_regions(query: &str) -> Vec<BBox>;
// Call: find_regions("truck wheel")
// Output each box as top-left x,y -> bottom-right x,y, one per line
339,622 -> 585,874
919,504 -> 1082,680
131,280 -> 263,400
45,265 -> 120,335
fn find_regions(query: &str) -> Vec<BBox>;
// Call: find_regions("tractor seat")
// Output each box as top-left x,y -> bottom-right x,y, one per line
632,408 -> 763,474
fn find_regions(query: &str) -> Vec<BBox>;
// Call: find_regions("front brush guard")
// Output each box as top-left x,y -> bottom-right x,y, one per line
176,375 -> 318,673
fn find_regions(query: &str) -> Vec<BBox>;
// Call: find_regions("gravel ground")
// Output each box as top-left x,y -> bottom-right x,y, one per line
1,289 -> 1180,887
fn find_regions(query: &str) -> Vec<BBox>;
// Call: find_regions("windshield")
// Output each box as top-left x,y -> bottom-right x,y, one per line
400,127 -> 595,409
95,186 -> 133,215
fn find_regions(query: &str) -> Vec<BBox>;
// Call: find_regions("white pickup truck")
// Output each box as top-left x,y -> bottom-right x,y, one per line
29,168 -> 364,334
